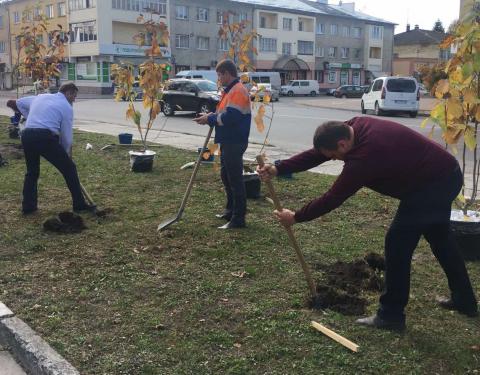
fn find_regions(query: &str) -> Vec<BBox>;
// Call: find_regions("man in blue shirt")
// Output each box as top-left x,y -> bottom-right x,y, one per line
11,83 -> 94,214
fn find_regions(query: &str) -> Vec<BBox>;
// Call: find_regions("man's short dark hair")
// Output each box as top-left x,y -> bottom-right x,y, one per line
215,59 -> 238,78
313,121 -> 351,150
59,82 -> 79,95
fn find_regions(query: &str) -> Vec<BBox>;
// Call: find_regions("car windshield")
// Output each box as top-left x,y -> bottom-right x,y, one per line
386,79 -> 416,93
196,81 -> 218,92
286,81 -> 294,86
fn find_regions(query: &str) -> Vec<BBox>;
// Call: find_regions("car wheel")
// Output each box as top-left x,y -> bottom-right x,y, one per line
341,94 -> 347,99
375,102 -> 383,116
310,91 -> 317,97
361,101 -> 366,114
162,101 -> 175,116
409,111 -> 418,118
198,102 -> 211,115
287,91 -> 294,97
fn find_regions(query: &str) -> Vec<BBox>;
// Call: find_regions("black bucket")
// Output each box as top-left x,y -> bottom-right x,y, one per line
451,218 -> 480,261
244,173 -> 261,199
129,150 -> 156,172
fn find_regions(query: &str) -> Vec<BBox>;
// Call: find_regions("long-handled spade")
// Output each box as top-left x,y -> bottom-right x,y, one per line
79,183 -> 98,215
157,126 -> 214,231
256,154 -> 320,306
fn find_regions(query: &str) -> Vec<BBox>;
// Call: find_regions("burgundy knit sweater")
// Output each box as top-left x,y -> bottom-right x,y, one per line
275,116 -> 458,222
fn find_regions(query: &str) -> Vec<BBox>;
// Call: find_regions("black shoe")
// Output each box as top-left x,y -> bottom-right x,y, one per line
435,296 -> 478,317
22,207 -> 38,215
73,204 -> 97,213
218,220 -> 246,229
215,212 -> 232,221
355,314 -> 406,331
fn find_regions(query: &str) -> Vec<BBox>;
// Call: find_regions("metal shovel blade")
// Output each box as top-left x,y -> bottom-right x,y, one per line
157,215 -> 179,231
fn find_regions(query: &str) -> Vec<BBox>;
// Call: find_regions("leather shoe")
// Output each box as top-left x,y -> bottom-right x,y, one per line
435,296 -> 478,317
73,204 -> 97,213
356,314 -> 406,331
215,212 -> 232,221
218,220 -> 246,229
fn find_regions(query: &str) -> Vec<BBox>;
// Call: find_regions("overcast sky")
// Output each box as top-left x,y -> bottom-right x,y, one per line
335,0 -> 461,34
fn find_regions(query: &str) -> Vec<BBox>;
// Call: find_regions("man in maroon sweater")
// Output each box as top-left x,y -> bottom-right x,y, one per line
257,116 -> 478,331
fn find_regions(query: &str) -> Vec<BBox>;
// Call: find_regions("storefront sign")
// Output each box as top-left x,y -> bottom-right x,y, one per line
100,43 -> 171,58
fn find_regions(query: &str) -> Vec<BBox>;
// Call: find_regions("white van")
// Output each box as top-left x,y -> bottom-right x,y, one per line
174,70 -> 218,84
280,80 -> 320,96
361,76 -> 420,117
246,72 -> 281,91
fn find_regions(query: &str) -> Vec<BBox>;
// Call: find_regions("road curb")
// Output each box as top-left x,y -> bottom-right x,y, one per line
0,302 -> 79,375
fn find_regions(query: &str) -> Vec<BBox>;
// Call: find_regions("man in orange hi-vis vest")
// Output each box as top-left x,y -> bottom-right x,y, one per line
194,60 -> 252,229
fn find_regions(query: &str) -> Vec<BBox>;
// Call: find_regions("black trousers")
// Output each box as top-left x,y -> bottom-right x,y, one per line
378,165 -> 477,321
21,128 -> 86,211
220,143 -> 247,222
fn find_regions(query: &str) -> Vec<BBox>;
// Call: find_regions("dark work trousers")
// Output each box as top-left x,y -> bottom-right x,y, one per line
21,128 -> 86,211
378,165 -> 477,322
220,143 -> 248,223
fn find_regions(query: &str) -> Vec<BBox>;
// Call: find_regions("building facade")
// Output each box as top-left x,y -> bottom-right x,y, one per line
393,25 -> 450,78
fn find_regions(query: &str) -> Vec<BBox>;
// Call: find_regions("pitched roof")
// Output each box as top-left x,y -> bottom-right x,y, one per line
230,0 -> 321,14
394,29 -> 448,46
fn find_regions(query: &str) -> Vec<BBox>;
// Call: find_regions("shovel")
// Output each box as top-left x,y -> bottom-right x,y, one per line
157,126 -> 214,231
256,154 -> 319,303
80,183 -> 98,215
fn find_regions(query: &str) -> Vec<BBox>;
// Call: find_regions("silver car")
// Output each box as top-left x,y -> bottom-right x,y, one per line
250,83 -> 279,102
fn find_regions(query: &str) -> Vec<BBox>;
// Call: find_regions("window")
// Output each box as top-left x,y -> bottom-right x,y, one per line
70,21 -> 97,42
176,6 -> 188,20
340,70 -> 348,85
328,47 -> 336,57
330,24 -> 338,35
315,70 -> 324,83
342,26 -> 349,37
24,10 -> 32,21
315,45 -> 324,57
352,71 -> 360,85
386,78 -> 416,93
218,38 -> 228,51
352,27 -> 361,38
58,3 -> 66,16
316,23 -> 325,34
239,13 -> 247,22
69,0 -> 96,10
197,7 -> 208,22
175,34 -> 189,49
369,47 -> 381,59
371,25 -> 383,40
260,16 -> 266,28
298,40 -> 313,55
0,41 -> 5,52
196,36 -> 209,50
0,16 -> 3,29
46,5 -> 54,19
76,62 -> 97,79
217,10 -> 225,24
36,35 -> 44,44
282,42 -> 291,55
34,7 -> 41,17
13,11 -> 20,24
354,48 -> 361,59
283,18 -> 292,31
340,47 -> 349,58
259,37 -> 276,52
298,20 -> 304,31
372,79 -> 383,91
328,71 -> 337,83
440,49 -> 451,60
111,0 -> 166,13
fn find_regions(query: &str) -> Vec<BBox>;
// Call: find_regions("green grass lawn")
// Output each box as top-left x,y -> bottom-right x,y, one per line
0,121 -> 479,374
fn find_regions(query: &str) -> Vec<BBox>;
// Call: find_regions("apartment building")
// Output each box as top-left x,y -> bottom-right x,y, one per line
0,3 -> 11,89
393,25 -> 450,78
3,0 -> 68,88
306,0 -> 394,90
170,0 -> 254,74
67,0 -> 170,94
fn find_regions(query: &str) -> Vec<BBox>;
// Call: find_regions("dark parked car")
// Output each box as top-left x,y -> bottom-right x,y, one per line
161,79 -> 220,116
333,85 -> 365,98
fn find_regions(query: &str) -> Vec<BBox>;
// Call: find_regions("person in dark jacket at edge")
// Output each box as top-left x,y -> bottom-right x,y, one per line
257,116 -> 478,331
194,59 -> 251,229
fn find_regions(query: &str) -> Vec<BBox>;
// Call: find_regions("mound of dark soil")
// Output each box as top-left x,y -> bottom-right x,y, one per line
0,143 -> 23,160
311,252 -> 385,315
43,211 -> 87,233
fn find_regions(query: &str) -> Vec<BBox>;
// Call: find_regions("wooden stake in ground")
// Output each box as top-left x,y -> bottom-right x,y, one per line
256,154 -> 318,301
311,321 -> 359,352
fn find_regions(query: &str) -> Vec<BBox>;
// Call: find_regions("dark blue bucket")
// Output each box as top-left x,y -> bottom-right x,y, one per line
198,147 -> 214,162
119,133 -> 133,144
10,113 -> 21,125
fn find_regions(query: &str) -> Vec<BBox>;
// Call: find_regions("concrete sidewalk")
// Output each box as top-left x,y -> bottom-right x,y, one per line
0,89 -> 112,100
295,95 -> 436,115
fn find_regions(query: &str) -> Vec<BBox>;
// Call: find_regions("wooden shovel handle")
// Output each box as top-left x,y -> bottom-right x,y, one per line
256,155 -> 317,299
